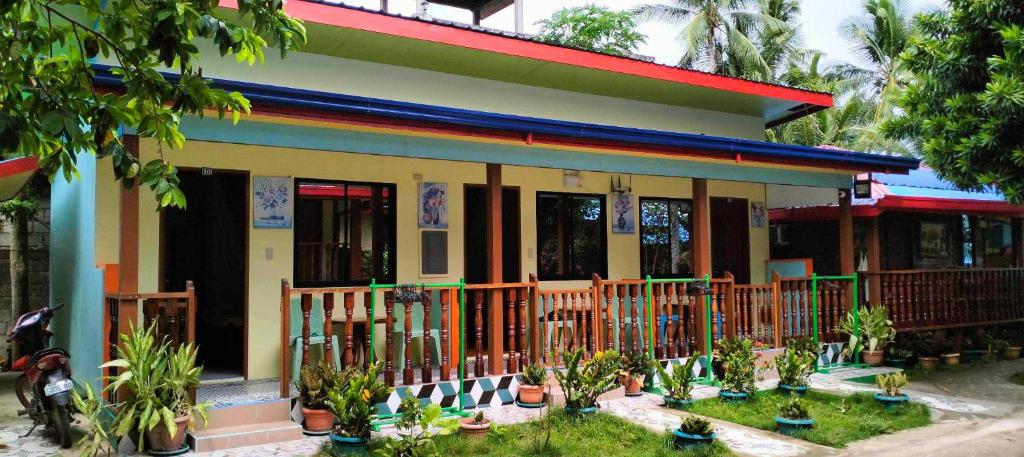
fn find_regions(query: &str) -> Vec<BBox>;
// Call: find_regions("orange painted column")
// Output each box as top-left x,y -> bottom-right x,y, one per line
692,178 -> 711,355
486,164 -> 504,374
838,189 -> 855,276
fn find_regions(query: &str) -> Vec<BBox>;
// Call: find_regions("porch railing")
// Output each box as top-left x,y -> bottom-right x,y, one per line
860,268 -> 1024,331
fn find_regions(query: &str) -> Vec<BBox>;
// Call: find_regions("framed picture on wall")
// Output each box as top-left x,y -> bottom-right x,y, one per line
919,221 -> 950,259
611,192 -> 635,234
253,176 -> 292,228
751,202 -> 767,227
418,182 -> 448,229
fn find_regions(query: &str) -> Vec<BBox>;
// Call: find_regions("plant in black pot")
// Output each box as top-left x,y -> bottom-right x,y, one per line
673,415 -> 716,449
775,397 -> 814,436
325,362 -> 391,453
718,337 -> 757,402
874,371 -> 909,411
552,348 -> 620,416
960,336 -> 987,364
656,355 -> 699,409
886,342 -> 914,369
775,347 -> 814,397
618,350 -> 654,397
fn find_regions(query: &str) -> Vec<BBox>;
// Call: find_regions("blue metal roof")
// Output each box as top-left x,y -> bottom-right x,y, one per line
874,167 -> 1006,201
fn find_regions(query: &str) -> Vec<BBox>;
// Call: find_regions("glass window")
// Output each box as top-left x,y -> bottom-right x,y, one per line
294,180 -> 395,286
537,192 -> 607,280
640,198 -> 693,278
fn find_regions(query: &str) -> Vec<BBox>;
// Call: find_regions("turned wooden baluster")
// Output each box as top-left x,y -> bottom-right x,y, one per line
570,292 -> 579,352
615,285 -> 626,352
323,293 -> 335,369
677,284 -> 688,356
363,291 -> 372,370
344,293 -> 355,367
518,287 -> 529,368
403,299 -> 414,386
384,292 -> 396,386
654,284 -> 664,359
603,285 -> 614,350
582,291 -> 593,355
300,293 -> 312,368
422,293 -> 433,383
440,290 -> 450,381
506,288 -> 518,374
474,290 -> 485,377
627,285 -> 638,351
541,292 -> 550,363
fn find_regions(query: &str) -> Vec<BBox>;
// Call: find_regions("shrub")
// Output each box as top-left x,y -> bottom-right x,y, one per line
777,397 -> 810,420
875,372 -> 908,397
656,354 -> 699,401
522,363 -> 547,386
325,362 -> 391,439
552,348 -> 620,410
775,348 -> 814,388
377,393 -> 458,457
678,415 -> 715,436
718,337 -> 757,394
840,306 -> 894,356
618,349 -> 654,378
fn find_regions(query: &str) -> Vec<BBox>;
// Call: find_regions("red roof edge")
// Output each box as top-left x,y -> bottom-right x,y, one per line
0,156 -> 39,177
218,0 -> 834,109
770,195 -> 1024,222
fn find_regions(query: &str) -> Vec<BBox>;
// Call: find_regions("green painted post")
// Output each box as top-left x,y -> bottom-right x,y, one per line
703,274 -> 713,383
458,278 -> 466,412
852,274 -> 861,366
811,273 -> 819,351
646,275 -> 655,359
369,278 -> 376,365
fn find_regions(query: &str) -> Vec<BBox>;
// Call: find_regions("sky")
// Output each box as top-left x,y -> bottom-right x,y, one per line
332,0 -> 945,70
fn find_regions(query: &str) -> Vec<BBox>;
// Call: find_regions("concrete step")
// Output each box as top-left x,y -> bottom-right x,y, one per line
188,420 -> 303,452
198,399 -> 293,431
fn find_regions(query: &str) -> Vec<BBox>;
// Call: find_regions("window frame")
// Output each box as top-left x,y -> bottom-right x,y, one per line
535,191 -> 608,281
292,177 -> 398,287
638,196 -> 694,279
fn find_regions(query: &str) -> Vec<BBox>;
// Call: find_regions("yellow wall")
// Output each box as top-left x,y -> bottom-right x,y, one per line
103,139 -> 775,379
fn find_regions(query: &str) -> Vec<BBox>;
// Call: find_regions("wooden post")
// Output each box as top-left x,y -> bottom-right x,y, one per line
486,163 -> 504,374
866,217 -> 882,305
771,272 -> 782,348
323,293 -> 335,369
692,178 -> 711,354
838,189 -> 855,276
1013,218 -> 1024,267
724,272 -> 736,338
280,280 -> 290,398
530,274 -> 541,364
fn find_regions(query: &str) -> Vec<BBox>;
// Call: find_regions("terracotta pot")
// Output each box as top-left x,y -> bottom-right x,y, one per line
518,384 -> 545,404
941,353 -> 960,366
918,356 -> 940,370
145,413 -> 190,452
460,418 -> 490,439
862,350 -> 884,366
1005,347 -> 1021,360
621,375 -> 645,396
302,407 -> 334,433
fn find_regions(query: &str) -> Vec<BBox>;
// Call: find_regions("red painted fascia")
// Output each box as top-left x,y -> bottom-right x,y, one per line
769,195 -> 1024,222
0,156 -> 39,177
218,0 -> 833,109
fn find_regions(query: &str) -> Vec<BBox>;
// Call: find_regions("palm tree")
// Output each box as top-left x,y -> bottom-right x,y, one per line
631,0 -> 789,76
725,0 -> 801,81
840,0 -> 915,120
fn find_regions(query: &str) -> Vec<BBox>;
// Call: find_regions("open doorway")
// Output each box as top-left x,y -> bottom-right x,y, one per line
161,169 -> 248,381
711,197 -> 751,284
463,186 -> 521,355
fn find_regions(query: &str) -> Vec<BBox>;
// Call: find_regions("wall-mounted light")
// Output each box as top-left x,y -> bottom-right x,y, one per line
853,173 -> 872,199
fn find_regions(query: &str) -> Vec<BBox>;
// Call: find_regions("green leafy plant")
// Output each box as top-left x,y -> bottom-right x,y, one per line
775,348 -> 814,388
376,392 -> 458,457
678,415 -> 715,436
718,337 -> 758,394
325,362 -> 391,439
535,5 -> 646,57
786,336 -> 820,363
777,397 -> 810,420
875,372 -> 908,397
522,363 -> 547,386
296,362 -> 356,410
101,322 -> 211,452
472,410 -> 486,425
618,349 -> 654,378
656,354 -> 699,401
552,348 -> 621,410
70,383 -> 115,457
840,306 -> 894,356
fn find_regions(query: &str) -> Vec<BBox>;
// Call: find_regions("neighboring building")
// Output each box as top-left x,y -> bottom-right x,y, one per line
0,172 -> 49,359
769,167 -> 1024,275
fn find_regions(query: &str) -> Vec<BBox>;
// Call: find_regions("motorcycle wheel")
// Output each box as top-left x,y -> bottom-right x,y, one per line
14,374 -> 32,410
49,403 -> 72,449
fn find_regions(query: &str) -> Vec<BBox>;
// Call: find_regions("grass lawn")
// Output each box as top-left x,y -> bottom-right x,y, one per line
428,409 -> 731,457
686,390 -> 930,448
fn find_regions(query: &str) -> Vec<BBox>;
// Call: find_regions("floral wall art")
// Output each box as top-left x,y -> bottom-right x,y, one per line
253,176 -> 292,228
612,192 -> 635,234
418,182 -> 448,229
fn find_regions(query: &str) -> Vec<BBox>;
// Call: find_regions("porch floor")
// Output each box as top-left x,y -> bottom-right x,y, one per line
198,379 -> 292,409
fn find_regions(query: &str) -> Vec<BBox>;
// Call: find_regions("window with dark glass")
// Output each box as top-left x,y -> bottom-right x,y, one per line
640,198 -> 693,278
294,180 -> 395,286
536,192 -> 607,280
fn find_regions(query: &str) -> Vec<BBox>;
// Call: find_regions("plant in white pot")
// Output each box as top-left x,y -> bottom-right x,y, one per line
840,306 -> 894,366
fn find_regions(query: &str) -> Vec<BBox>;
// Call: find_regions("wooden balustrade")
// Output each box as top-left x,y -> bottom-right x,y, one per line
861,268 -> 1024,332
640,280 -> 706,359
594,278 -> 647,355
463,282 -> 534,377
534,282 -> 597,364
733,282 -> 777,346
104,281 -> 196,402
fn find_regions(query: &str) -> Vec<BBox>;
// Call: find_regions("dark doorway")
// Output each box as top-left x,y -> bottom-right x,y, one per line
464,186 -> 521,353
711,197 -> 750,284
162,170 -> 248,380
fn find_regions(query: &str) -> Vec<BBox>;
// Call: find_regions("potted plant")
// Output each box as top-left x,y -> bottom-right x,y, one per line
1005,343 -> 1021,360
103,323 -> 211,454
672,415 -> 716,450
552,348 -> 620,416
940,339 -> 961,366
914,331 -> 941,370
325,362 -> 392,453
960,336 -> 987,363
775,397 -> 814,436
840,306 -> 894,366
775,347 -> 814,397
381,394 -> 459,454
656,355 -> 699,409
886,346 -> 914,369
717,337 -> 757,402
618,350 -> 653,397
295,363 -> 339,434
519,363 -> 547,406
874,371 -> 910,411
459,410 -> 491,439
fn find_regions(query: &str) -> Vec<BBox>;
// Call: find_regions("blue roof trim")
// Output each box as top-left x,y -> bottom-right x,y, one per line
91,65 -> 918,172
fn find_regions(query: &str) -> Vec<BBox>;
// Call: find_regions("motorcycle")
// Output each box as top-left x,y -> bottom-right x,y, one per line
7,303 -> 74,448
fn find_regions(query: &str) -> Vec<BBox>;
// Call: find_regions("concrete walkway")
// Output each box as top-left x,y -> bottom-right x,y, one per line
2,360 -> 1022,456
